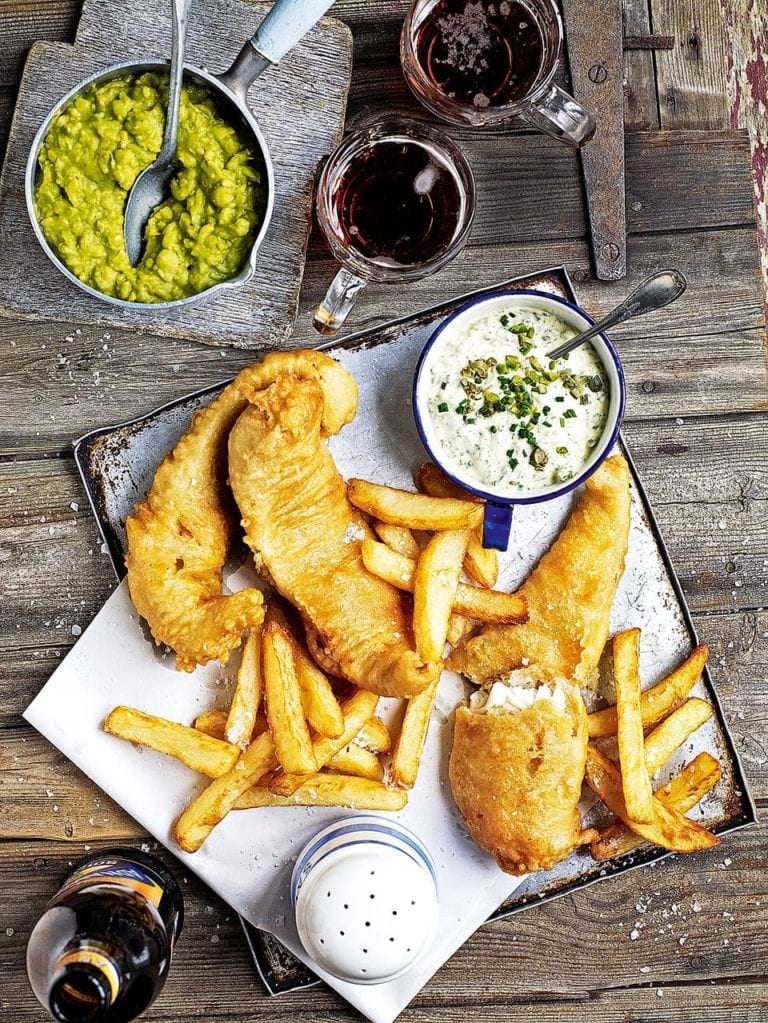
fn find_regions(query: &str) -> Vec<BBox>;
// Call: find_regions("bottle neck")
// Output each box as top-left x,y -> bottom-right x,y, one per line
49,947 -> 120,1022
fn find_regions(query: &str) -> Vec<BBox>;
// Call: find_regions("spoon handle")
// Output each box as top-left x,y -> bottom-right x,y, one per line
547,269 -> 688,359
158,0 -> 194,162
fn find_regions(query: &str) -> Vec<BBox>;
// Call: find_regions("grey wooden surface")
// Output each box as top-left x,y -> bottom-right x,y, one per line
1,1 -> 767,1021
0,0 -> 353,346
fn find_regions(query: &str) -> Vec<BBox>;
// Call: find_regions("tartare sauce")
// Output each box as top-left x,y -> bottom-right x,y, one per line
426,306 -> 609,492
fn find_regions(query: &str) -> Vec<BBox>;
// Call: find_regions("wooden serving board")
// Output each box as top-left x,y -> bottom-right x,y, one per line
0,0 -> 352,348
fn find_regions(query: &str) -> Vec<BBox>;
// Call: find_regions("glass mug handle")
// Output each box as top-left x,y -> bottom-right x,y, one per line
520,85 -> 596,148
313,267 -> 368,336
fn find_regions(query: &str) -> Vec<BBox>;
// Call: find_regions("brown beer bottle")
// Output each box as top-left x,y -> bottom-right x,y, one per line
26,848 -> 183,1022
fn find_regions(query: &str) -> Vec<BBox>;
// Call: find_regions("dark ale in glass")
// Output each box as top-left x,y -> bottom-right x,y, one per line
331,139 -> 463,268
26,849 -> 183,1022
414,0 -> 544,108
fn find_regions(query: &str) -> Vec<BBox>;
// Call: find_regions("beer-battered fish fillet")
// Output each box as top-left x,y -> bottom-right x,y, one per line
125,379 -> 264,672
448,454 -> 631,686
449,677 -> 596,874
227,352 -> 440,699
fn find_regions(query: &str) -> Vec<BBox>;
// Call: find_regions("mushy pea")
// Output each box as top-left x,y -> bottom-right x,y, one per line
427,306 -> 610,492
34,72 -> 267,303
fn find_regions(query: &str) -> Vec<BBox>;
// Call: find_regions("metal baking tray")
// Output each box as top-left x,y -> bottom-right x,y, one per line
74,266 -> 756,995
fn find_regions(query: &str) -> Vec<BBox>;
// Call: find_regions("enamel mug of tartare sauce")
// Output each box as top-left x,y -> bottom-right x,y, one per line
413,289 -> 626,550
290,816 -> 439,984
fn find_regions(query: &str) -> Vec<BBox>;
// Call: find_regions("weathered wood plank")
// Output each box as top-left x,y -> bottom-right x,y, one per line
652,0 -> 732,128
1,826 -> 767,1021
0,222 -> 765,457
721,0 -> 768,315
0,0 -> 79,88
0,86 -> 16,166
623,0 -> 661,130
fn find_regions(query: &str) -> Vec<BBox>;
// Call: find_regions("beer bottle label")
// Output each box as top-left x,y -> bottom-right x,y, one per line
56,855 -> 167,912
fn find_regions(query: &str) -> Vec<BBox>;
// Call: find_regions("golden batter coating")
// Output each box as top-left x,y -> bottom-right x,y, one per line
227,352 -> 440,699
125,378 -> 264,673
447,454 -> 631,686
449,683 -> 596,874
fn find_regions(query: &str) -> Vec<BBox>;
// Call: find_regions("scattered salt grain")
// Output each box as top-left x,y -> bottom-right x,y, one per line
69,502 -> 79,512
343,522 -> 365,544
630,929 -> 640,941
71,625 -> 82,637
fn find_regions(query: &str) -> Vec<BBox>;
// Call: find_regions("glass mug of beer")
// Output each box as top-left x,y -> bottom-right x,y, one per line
401,0 -> 595,146
313,117 -> 475,335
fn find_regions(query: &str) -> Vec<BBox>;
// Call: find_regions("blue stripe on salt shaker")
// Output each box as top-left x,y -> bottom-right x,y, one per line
291,816 -> 439,985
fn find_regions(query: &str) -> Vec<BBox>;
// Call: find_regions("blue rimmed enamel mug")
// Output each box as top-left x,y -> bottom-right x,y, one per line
413,289 -> 626,551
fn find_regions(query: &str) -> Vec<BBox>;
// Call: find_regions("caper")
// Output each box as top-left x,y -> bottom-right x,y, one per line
530,447 -> 549,470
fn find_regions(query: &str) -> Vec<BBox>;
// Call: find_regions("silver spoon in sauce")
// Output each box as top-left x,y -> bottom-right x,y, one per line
547,269 -> 688,359
123,0 -> 192,266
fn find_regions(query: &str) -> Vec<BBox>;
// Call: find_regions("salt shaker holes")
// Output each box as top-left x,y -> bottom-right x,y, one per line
291,815 -> 439,985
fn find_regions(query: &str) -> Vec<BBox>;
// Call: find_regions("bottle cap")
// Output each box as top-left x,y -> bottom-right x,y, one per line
291,816 -> 438,985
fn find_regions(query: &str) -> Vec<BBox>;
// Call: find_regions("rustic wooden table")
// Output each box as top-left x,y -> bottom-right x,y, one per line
1,1 -> 767,1021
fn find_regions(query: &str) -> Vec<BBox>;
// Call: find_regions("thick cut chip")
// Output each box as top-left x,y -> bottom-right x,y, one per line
173,731 -> 278,852
415,462 -> 498,587
591,752 -> 721,860
226,630 -> 263,750
361,539 -> 527,624
269,689 -> 378,796
262,622 -> 317,776
447,614 -> 477,647
196,709 -> 267,742
584,746 -> 718,853
643,698 -> 712,776
354,716 -> 391,754
104,707 -> 240,778
588,645 -> 709,738
327,743 -> 384,781
413,529 -> 470,662
390,675 -> 441,789
613,629 -> 654,825
234,774 -> 406,811
373,521 -> 421,559
348,479 -> 483,531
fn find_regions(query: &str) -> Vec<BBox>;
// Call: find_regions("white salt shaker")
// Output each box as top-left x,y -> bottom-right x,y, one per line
290,815 -> 439,984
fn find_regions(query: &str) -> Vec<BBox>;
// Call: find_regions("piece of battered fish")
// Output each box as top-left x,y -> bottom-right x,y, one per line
125,378 -> 265,672
227,351 -> 440,699
449,674 -> 596,874
448,454 -> 631,686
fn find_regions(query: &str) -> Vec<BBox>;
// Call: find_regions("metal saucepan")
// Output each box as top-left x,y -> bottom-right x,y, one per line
25,0 -> 336,309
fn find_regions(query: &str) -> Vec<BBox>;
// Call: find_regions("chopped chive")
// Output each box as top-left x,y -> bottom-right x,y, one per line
437,402 -> 448,413
564,408 -> 577,419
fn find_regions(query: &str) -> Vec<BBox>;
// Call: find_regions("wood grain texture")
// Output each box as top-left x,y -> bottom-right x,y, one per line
0,0 -> 353,347
652,0 -> 732,128
622,0 -> 661,129
721,0 -> 768,314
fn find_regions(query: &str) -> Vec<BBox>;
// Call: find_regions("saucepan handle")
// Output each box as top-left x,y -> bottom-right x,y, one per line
220,0 -> 337,98
252,0 -> 337,63
482,502 -> 514,551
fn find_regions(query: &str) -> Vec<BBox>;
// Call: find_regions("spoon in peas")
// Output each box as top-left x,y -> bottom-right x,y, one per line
123,0 -> 193,266
546,269 -> 688,359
